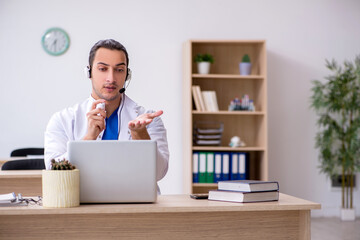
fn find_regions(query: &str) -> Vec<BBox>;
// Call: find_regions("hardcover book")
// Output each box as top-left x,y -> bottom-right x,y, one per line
218,180 -> 279,192
208,190 -> 279,203
191,86 -> 202,111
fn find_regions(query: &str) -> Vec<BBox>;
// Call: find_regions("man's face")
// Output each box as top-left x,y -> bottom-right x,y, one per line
90,47 -> 127,102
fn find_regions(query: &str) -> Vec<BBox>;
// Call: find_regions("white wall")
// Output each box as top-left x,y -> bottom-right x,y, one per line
1,0 -> 360,216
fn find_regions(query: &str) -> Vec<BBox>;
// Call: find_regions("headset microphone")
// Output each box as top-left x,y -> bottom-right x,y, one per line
119,68 -> 131,94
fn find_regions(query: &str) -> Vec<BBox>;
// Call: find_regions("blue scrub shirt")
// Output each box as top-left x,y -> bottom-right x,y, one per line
102,107 -> 119,140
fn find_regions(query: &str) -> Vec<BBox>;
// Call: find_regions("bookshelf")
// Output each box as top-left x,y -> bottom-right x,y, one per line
183,40 -> 268,194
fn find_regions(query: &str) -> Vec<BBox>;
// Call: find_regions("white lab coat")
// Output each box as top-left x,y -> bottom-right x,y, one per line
44,95 -> 169,181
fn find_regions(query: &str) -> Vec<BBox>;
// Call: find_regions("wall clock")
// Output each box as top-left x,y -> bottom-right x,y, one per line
41,27 -> 70,56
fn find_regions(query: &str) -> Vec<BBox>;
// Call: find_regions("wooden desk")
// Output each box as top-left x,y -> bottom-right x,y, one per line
0,170 -> 42,196
0,194 -> 320,240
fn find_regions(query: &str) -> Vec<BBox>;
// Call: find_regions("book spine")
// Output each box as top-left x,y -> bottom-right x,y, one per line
211,91 -> 219,111
192,152 -> 199,183
196,86 -> 206,111
191,86 -> 201,111
202,91 -> 214,111
207,91 -> 215,111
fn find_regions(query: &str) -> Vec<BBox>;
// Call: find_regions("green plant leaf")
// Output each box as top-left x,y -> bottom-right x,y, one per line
194,53 -> 214,63
242,54 -> 250,63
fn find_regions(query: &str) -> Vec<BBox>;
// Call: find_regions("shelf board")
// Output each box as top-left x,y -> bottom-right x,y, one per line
192,146 -> 266,151
192,183 -> 218,187
192,110 -> 265,115
190,39 -> 266,44
192,74 -> 265,79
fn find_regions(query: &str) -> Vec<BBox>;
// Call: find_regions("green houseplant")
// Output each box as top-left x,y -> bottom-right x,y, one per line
311,55 -> 360,220
42,159 -> 80,208
194,53 -> 214,74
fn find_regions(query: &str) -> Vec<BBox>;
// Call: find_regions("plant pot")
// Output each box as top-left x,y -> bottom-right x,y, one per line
239,62 -> 252,75
341,208 -> 356,221
42,169 -> 80,208
197,62 -> 211,74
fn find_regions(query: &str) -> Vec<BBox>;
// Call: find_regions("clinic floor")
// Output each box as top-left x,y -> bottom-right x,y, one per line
311,217 -> 360,240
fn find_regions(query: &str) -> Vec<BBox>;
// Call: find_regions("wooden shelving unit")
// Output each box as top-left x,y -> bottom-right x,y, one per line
183,40 -> 268,194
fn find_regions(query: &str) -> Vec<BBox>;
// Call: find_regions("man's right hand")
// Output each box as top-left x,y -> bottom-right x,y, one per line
82,99 -> 106,140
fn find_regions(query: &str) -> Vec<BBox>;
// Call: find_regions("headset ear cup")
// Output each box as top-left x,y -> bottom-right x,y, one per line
84,66 -> 91,78
88,66 -> 91,78
84,66 -> 89,78
126,68 -> 132,81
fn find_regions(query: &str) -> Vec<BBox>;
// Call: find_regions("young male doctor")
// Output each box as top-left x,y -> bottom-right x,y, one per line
44,39 -> 169,182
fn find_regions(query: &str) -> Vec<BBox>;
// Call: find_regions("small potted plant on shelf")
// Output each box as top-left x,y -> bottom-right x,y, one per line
310,55 -> 360,221
239,54 -> 251,75
42,159 -> 80,208
194,53 -> 214,74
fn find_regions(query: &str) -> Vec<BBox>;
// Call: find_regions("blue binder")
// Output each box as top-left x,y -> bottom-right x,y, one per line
214,152 -> 222,183
221,152 -> 230,180
192,152 -> 199,183
230,152 -> 239,180
239,152 -> 247,180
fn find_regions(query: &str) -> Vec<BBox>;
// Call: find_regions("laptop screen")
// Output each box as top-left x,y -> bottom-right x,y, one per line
68,140 -> 157,203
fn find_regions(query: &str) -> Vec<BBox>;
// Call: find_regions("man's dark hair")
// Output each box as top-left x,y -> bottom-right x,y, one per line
88,39 -> 129,69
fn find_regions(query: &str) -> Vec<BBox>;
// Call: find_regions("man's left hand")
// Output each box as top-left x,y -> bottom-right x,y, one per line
128,110 -> 163,139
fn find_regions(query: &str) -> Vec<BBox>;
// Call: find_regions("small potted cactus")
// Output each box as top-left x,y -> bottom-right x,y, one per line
239,54 -> 252,75
42,159 -> 80,208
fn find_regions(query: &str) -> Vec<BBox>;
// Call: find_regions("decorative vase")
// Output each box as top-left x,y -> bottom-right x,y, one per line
197,62 -> 211,74
42,169 -> 80,208
341,208 -> 356,221
239,62 -> 252,75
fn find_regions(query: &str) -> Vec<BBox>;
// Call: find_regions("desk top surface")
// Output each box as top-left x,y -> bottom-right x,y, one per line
0,170 -> 42,178
0,193 -> 320,216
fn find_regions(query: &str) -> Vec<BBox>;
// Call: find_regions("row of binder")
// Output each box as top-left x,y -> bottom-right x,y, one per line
193,151 -> 249,183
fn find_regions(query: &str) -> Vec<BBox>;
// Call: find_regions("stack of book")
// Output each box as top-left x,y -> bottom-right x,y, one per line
192,85 -> 219,111
208,180 -> 279,203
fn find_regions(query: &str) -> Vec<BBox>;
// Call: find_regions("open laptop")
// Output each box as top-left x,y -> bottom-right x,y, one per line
67,140 -> 157,203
